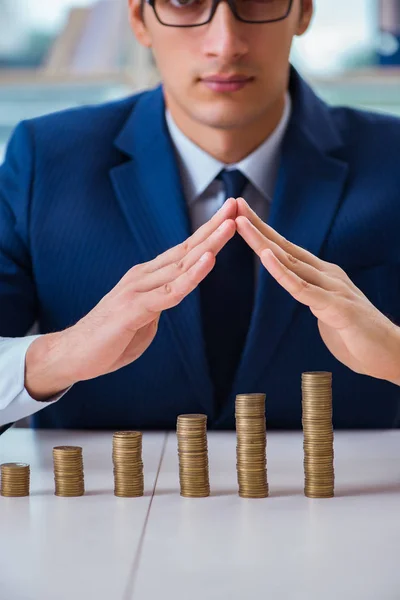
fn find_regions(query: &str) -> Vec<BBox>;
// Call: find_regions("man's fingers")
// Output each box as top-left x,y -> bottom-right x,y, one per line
236,216 -> 339,291
236,206 -> 365,296
134,219 -> 236,293
143,251 -> 216,313
236,214 -> 271,255
261,249 -> 355,329
237,197 -> 282,243
237,198 -> 330,272
145,198 -> 237,273
261,249 -> 331,312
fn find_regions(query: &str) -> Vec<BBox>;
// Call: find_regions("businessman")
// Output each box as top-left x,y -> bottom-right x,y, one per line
1,0 -> 400,431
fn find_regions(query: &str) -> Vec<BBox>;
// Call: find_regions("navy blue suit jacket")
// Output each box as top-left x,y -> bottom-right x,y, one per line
1,68 -> 400,430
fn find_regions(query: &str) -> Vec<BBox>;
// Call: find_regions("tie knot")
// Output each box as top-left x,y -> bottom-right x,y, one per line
217,169 -> 248,200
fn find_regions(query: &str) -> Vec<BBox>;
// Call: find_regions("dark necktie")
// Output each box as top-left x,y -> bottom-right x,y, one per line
200,169 -> 255,409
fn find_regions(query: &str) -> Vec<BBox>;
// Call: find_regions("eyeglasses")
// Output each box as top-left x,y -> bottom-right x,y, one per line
145,0 -> 293,27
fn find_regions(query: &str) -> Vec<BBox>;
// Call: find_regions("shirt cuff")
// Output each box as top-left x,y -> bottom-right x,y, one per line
0,335 -> 71,426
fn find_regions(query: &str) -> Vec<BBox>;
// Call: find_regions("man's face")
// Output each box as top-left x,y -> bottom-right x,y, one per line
130,0 -> 313,132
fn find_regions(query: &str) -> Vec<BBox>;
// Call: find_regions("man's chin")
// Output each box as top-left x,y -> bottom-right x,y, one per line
192,103 -> 257,130
195,115 -> 253,131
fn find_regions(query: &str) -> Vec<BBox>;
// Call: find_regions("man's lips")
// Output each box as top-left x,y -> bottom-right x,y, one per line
201,75 -> 254,92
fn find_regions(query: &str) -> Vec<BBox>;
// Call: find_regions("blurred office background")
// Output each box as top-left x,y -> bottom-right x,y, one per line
0,0 -> 400,161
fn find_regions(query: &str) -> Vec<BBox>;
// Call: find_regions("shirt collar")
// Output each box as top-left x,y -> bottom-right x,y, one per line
165,93 -> 292,205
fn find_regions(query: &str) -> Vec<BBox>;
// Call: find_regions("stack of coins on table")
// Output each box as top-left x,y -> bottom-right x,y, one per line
53,446 -> 85,497
177,414 -> 210,498
112,431 -> 144,498
0,463 -> 30,497
235,393 -> 268,498
302,371 -> 335,498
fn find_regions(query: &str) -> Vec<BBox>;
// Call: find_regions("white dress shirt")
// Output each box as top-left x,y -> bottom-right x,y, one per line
0,94 -> 291,427
0,334 -> 55,426
166,93 -> 291,233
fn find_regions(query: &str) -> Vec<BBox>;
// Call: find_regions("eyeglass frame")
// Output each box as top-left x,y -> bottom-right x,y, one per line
142,0 -> 294,27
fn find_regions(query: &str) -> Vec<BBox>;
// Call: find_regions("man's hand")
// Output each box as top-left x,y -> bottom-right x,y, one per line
25,199 -> 238,400
236,197 -> 400,385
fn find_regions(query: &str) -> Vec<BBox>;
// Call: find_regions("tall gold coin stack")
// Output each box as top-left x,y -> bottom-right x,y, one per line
1,463 -> 30,497
53,446 -> 85,497
235,394 -> 268,498
302,372 -> 335,498
112,431 -> 144,498
177,414 -> 210,498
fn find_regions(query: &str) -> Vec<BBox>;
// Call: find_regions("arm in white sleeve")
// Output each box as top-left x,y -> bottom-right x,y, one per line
0,335 -> 72,427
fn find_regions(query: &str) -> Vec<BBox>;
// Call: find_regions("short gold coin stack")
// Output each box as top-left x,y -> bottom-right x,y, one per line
53,446 -> 85,497
302,372 -> 335,498
177,414 -> 210,498
112,431 -> 144,498
1,463 -> 30,497
235,393 -> 268,498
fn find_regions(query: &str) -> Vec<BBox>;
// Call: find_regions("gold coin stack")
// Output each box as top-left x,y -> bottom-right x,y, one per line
235,394 -> 268,498
177,414 -> 210,498
112,431 -> 144,498
1,463 -> 30,497
53,446 -> 85,497
302,372 -> 335,498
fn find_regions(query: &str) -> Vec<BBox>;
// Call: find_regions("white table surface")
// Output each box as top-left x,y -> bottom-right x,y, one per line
0,430 -> 166,600
1,430 -> 400,600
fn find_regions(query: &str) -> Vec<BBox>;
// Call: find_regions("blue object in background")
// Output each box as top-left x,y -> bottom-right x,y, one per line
378,0 -> 400,65
378,33 -> 400,64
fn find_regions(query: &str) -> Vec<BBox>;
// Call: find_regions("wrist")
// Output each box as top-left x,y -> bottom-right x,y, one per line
385,322 -> 400,387
25,331 -> 79,401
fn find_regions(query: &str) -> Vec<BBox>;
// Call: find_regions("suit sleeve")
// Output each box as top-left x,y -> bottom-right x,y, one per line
0,123 -> 66,425
0,121 -> 38,336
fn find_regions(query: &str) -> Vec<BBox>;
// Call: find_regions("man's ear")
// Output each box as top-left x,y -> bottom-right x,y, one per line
129,0 -> 152,48
296,0 -> 313,36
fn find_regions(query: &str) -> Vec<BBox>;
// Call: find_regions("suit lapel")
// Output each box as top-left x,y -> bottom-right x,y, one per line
217,71 -> 349,424
110,87 -> 214,414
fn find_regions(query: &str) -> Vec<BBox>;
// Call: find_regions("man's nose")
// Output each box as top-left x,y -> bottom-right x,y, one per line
201,1 -> 249,61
